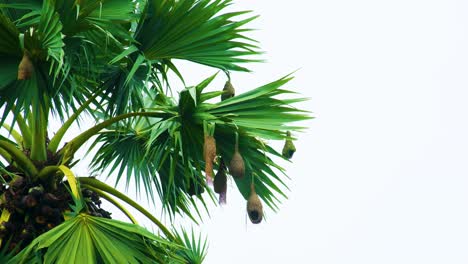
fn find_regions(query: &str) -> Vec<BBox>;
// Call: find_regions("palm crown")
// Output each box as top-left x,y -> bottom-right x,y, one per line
0,0 -> 310,263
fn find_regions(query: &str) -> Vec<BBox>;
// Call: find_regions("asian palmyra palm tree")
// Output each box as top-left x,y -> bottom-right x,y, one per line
0,0 -> 310,263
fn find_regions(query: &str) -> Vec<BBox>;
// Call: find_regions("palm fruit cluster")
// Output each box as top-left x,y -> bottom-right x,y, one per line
0,169 -> 110,253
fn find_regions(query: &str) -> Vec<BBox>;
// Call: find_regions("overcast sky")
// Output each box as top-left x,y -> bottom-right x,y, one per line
198,1 -> 468,263
70,1 -> 468,263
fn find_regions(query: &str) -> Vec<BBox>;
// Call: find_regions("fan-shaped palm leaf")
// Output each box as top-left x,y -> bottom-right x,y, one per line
90,73 -> 310,215
10,214 -> 182,264
136,0 -> 260,72
173,228 -> 208,264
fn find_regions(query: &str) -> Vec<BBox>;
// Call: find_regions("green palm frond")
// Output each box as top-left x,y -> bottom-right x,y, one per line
89,121 -> 211,221
0,1 -> 42,23
0,14 -> 21,95
0,13 -> 20,56
98,53 -> 154,115
10,214 -> 182,264
0,0 -> 308,261
55,0 -> 136,37
0,239 -> 16,263
34,0 -> 64,74
0,1 -> 136,118
136,0 -> 261,72
207,75 -> 310,131
0,1 -> 85,124
174,228 -> 208,264
89,129 -> 158,200
90,74 -> 310,216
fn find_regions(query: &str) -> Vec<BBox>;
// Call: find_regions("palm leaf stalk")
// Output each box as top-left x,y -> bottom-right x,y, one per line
0,0 -> 310,262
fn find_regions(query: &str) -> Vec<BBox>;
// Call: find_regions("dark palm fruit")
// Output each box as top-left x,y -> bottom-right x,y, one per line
35,216 -> 47,225
10,176 -> 25,191
246,183 -> 263,224
204,135 -> 216,184
82,189 -> 93,198
17,51 -> 34,80
229,135 -> 244,179
22,195 -> 37,208
221,81 -> 235,101
282,131 -> 296,159
43,193 -> 60,206
49,209 -> 61,222
40,205 -> 55,217
19,228 -> 32,240
214,159 -> 227,204
13,198 -> 24,208
3,221 -> 18,232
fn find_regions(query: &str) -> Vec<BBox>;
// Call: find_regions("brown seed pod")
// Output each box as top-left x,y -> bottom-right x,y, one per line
229,135 -> 244,179
204,135 -> 216,183
221,81 -> 235,101
214,159 -> 227,204
18,51 -> 34,80
247,183 -> 263,224
282,131 -> 296,159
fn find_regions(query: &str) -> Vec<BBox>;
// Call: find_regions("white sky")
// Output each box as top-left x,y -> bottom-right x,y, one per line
64,0 -> 468,263
199,1 -> 468,263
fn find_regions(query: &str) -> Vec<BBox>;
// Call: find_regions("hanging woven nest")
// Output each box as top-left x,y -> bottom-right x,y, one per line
221,80 -> 235,101
282,131 -> 296,159
246,183 -> 263,224
229,133 -> 244,179
17,51 -> 34,80
203,134 -> 216,184
214,158 -> 227,204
